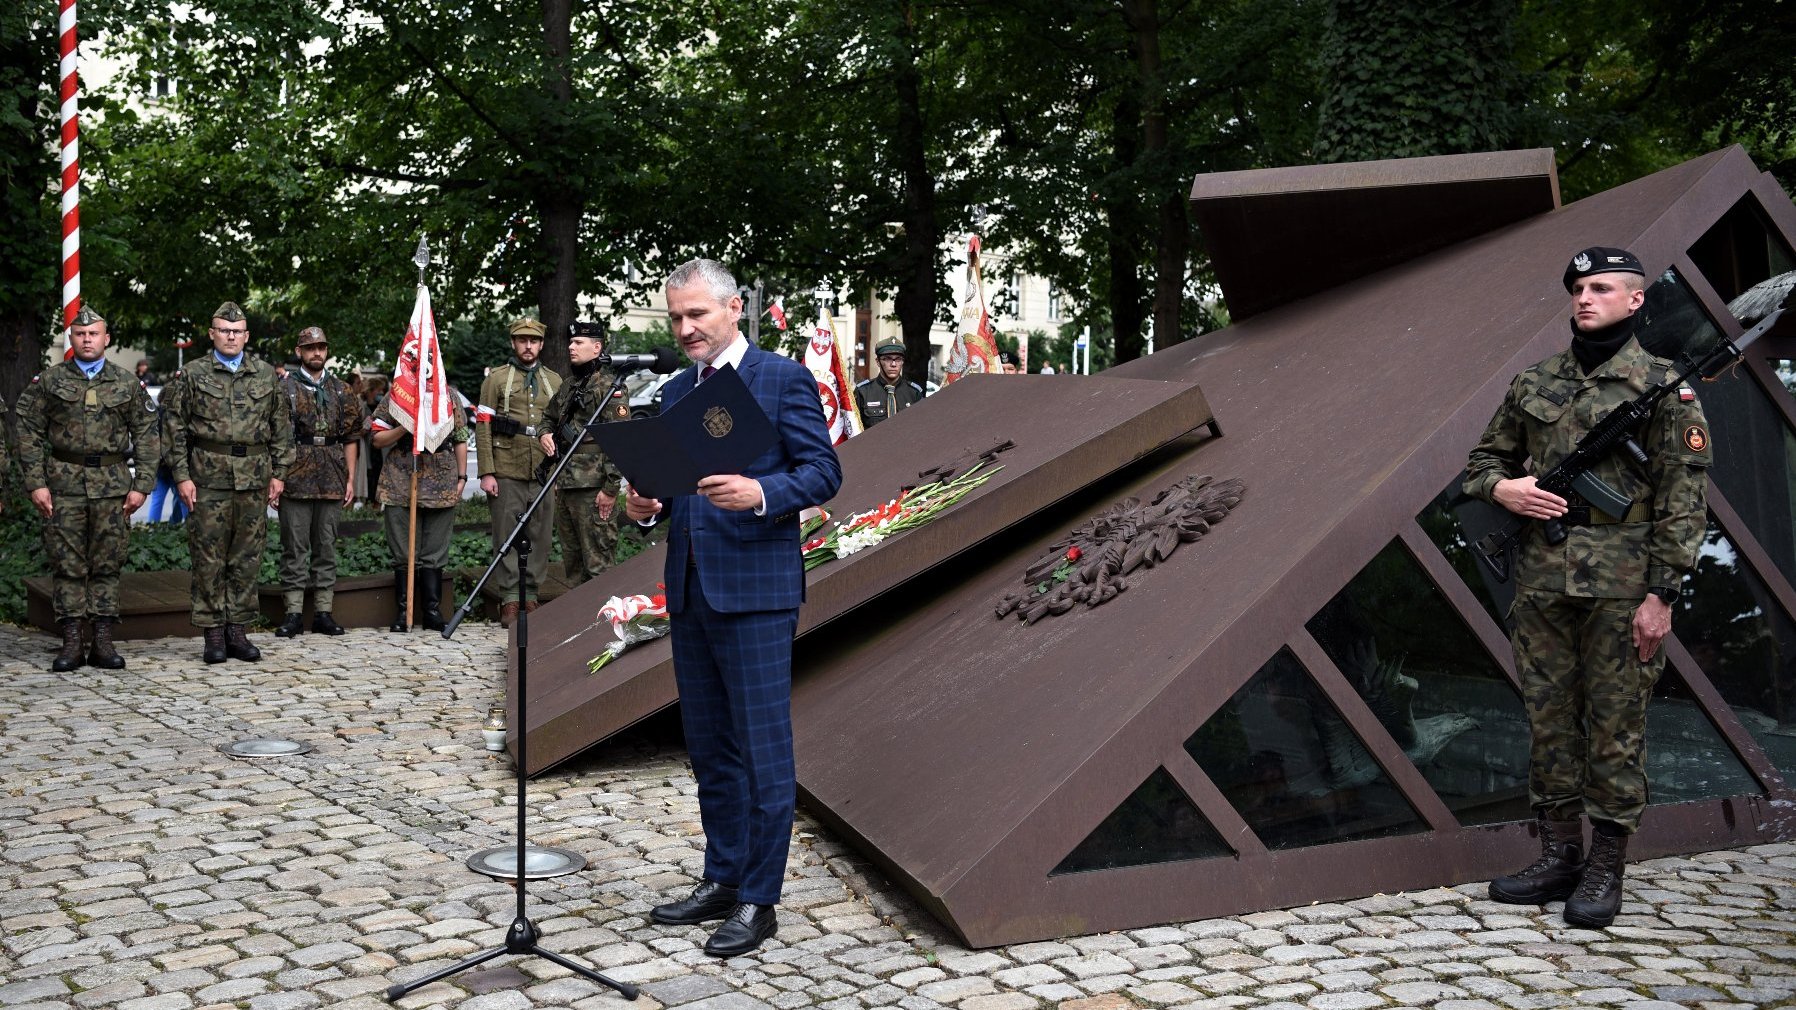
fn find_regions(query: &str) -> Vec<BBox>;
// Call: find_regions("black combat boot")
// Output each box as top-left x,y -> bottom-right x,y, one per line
1563,829 -> 1629,928
389,569 -> 409,632
418,568 -> 446,632
224,624 -> 261,662
274,612 -> 305,637
312,612 -> 345,635
202,626 -> 228,664
87,617 -> 126,670
52,618 -> 86,672
1490,814 -> 1585,904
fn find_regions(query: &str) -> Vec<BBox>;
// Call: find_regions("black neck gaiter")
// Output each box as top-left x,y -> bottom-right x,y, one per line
1571,316 -> 1636,375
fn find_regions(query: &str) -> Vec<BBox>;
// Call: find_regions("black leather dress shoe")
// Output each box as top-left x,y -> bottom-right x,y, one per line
274,613 -> 305,637
704,903 -> 776,958
311,612 -> 346,636
650,880 -> 738,925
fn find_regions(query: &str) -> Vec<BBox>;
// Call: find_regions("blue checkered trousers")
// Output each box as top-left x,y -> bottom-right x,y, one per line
653,345 -> 841,904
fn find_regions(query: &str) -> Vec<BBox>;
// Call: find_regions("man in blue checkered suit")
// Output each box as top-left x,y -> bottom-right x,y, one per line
625,259 -> 842,957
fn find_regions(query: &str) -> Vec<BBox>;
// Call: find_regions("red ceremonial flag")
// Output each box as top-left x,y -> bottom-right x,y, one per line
946,234 -> 1001,383
804,307 -> 861,444
768,300 -> 788,331
388,283 -> 455,453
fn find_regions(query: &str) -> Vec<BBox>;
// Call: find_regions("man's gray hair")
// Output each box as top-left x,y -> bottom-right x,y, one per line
665,259 -> 739,303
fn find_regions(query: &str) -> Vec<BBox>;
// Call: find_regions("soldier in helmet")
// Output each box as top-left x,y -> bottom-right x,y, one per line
476,318 -> 561,626
852,340 -> 924,430
1466,246 -> 1710,928
161,301 -> 296,664
273,326 -> 364,637
16,304 -> 160,671
539,322 -> 629,587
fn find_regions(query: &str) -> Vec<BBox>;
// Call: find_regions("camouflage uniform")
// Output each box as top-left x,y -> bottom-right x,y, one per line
476,359 -> 560,603
161,353 -> 295,628
541,367 -> 629,587
1465,336 -> 1710,832
15,360 -> 160,621
277,367 -> 365,614
373,392 -> 469,570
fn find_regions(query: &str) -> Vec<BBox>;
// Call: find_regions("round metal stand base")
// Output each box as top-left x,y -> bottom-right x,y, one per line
465,845 -> 587,880
219,738 -> 315,759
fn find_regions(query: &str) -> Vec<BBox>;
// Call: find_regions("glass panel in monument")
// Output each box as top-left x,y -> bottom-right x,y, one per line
1646,661 -> 1762,803
1417,475 -> 1513,626
1634,268 -> 1796,593
1677,517 -> 1796,780
1687,193 -> 1796,306
1183,648 -> 1427,849
1305,540 -> 1531,825
1774,359 -> 1796,398
1050,767 -> 1232,875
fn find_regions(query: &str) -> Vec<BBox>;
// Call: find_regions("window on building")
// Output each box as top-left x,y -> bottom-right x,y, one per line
1047,284 -> 1062,322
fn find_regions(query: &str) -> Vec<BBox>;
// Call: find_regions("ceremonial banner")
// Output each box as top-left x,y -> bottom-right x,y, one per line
388,284 -> 455,453
946,235 -> 1001,383
805,307 -> 861,444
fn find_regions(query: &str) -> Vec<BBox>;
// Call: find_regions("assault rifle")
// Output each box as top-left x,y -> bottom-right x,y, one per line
1475,306 -> 1783,582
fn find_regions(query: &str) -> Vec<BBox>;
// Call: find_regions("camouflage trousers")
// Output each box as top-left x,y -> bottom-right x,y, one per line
278,498 -> 342,612
44,495 -> 130,620
555,485 -> 619,588
384,504 -> 454,570
189,487 -> 268,627
1512,586 -> 1662,833
489,477 -> 554,602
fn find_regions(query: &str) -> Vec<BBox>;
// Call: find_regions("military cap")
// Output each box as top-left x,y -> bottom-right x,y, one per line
1563,247 -> 1645,292
295,326 -> 327,347
509,318 -> 547,339
999,350 -> 1020,366
212,301 -> 247,322
875,340 -> 906,357
70,304 -> 104,327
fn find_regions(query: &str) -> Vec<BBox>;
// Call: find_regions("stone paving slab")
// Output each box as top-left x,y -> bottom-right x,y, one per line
2,624 -> 1795,1010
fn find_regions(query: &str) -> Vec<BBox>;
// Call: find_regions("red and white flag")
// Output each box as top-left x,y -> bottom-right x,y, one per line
946,234 -> 1001,383
768,300 -> 788,331
387,284 -> 455,453
805,307 -> 861,444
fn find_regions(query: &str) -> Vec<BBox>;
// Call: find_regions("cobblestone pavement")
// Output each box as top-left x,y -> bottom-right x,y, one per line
3,624 -> 1795,1010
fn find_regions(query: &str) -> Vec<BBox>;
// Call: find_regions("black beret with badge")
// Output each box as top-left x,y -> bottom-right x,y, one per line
1563,246 -> 1645,292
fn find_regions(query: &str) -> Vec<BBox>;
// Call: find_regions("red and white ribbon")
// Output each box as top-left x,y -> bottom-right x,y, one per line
59,0 -> 81,359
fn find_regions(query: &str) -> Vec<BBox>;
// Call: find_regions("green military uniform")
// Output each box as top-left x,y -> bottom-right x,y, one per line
277,360 -> 365,617
162,351 -> 295,630
476,358 -> 560,604
374,390 -> 469,585
853,376 -> 924,429
540,367 -> 629,587
1466,337 -> 1711,832
16,360 -> 160,624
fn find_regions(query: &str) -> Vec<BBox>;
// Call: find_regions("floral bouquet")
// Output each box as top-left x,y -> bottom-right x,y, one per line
587,586 -> 670,673
801,461 -> 1002,571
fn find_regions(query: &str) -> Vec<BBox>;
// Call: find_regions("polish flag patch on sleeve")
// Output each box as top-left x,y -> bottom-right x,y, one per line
1678,386 -> 1696,403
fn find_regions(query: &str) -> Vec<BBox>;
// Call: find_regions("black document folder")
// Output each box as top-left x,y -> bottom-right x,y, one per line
589,364 -> 777,499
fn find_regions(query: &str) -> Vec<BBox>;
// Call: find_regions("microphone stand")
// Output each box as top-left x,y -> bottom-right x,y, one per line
384,367 -> 641,1003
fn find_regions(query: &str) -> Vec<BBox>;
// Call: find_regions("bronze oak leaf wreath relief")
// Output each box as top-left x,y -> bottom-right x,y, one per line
995,475 -> 1246,625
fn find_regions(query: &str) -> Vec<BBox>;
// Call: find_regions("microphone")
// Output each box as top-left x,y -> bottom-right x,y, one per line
600,347 -> 679,373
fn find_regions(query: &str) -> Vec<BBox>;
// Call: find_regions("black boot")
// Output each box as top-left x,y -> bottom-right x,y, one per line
389,569 -> 409,632
419,568 -> 446,632
1564,830 -> 1629,928
274,612 -> 305,637
202,626 -> 228,664
1490,814 -> 1584,904
224,624 -> 261,662
312,612 -> 345,635
87,617 -> 126,670
52,618 -> 86,672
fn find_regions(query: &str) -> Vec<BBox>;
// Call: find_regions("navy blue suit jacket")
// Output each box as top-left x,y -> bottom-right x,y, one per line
656,345 -> 841,614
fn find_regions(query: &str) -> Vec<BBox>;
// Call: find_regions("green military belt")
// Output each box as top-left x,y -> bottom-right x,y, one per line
51,448 -> 126,466
1563,501 -> 1652,526
194,437 -> 270,457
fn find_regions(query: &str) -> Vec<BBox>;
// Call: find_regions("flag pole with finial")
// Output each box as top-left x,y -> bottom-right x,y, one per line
405,235 -> 429,630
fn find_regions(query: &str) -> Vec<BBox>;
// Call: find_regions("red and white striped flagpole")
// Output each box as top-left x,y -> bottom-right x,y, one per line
59,0 -> 81,358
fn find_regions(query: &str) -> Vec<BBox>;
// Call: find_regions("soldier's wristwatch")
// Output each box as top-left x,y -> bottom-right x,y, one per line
1647,585 -> 1680,605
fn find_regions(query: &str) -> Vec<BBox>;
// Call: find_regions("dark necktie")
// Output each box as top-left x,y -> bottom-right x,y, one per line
700,365 -> 716,382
